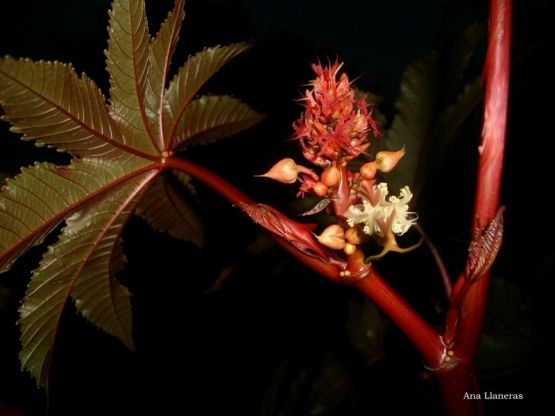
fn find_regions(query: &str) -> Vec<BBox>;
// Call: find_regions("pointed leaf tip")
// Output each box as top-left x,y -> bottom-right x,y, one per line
0,57 -> 124,158
174,95 -> 265,150
164,42 -> 252,146
106,0 -> 159,155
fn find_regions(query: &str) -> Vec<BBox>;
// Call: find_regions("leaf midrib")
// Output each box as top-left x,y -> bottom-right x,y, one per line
21,170 -> 156,379
124,0 -> 160,154
0,67 -> 157,161
1,162 -> 159,267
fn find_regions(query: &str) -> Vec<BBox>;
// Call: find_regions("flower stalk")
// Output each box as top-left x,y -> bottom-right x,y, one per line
168,0 -> 511,411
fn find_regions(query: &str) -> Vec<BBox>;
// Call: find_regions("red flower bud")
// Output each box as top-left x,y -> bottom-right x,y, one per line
360,161 -> 377,179
321,165 -> 341,187
343,242 -> 357,256
312,182 -> 329,197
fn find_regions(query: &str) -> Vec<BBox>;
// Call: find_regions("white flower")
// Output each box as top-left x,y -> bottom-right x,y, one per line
345,183 -> 416,237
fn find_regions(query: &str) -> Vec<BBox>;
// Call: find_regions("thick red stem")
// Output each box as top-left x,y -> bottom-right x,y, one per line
166,157 -> 343,282
354,269 -> 443,366
439,0 -> 511,414
455,0 -> 511,363
166,156 -> 443,364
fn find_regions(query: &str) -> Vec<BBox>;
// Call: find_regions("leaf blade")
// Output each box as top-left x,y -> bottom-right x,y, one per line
383,52 -> 440,194
70,172 -> 157,351
136,173 -> 203,246
173,95 -> 264,150
19,171 -> 156,387
146,0 -> 185,149
0,58 -> 125,158
164,43 -> 251,147
0,157 -> 153,273
106,0 -> 158,155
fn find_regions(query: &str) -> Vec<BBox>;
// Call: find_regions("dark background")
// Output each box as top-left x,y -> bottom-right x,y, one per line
1,0 -> 553,414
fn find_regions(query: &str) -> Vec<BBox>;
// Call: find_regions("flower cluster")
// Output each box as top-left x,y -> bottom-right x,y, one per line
293,61 -> 379,166
345,184 -> 415,237
259,61 -> 418,264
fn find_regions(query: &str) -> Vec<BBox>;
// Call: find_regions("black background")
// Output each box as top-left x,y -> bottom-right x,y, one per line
1,0 -> 553,415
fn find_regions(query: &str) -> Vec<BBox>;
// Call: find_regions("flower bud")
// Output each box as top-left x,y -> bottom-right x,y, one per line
257,158 -> 299,183
343,242 -> 357,256
258,159 -> 317,184
376,147 -> 405,173
312,182 -> 329,197
360,161 -> 377,179
321,165 -> 341,187
316,224 -> 345,250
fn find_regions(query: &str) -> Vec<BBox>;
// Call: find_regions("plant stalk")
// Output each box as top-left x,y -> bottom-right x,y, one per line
438,0 -> 511,414
166,156 -> 443,365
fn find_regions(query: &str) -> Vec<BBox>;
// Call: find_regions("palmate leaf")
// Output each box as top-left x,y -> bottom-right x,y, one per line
19,171 -> 156,388
383,23 -> 486,198
174,94 -> 265,149
0,0 -> 262,389
383,52 -> 440,195
0,157 -> 153,274
146,0 -> 185,145
106,0 -> 158,155
164,42 -> 251,147
0,58 -> 124,158
136,173 -> 204,246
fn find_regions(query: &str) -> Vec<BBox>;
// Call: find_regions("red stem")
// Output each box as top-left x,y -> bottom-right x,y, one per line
454,0 -> 511,363
166,156 -> 443,365
354,269 -> 443,366
439,1 -> 511,414
167,1 -> 512,406
166,157 -> 342,281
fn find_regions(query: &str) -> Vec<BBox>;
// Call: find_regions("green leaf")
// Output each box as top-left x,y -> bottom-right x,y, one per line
146,0 -> 185,148
383,52 -> 440,195
0,58 -> 124,158
174,95 -> 265,150
19,172 -> 155,387
0,157 -> 153,274
434,77 -> 482,156
136,173 -> 204,246
0,0 -> 261,389
443,22 -> 486,100
164,43 -> 251,147
106,0 -> 158,155
383,23 -> 486,198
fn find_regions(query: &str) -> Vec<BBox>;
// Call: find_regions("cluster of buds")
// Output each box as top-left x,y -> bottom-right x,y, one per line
259,61 -> 418,265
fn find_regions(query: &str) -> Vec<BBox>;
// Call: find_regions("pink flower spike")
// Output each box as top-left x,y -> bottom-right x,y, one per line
293,61 -> 379,164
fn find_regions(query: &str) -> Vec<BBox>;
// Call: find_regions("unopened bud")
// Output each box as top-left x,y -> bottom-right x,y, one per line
321,165 -> 341,187
376,147 -> 405,173
316,224 -> 345,250
343,242 -> 357,256
257,158 -> 298,183
312,182 -> 329,197
360,161 -> 377,179
257,159 -> 317,184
